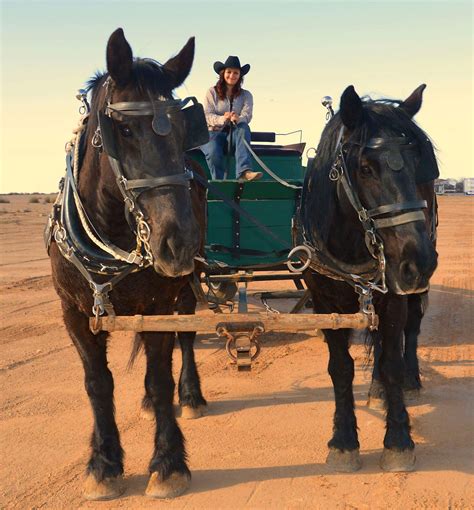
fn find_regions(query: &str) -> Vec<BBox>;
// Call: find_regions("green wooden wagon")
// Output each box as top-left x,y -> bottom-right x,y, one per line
185,132 -> 313,365
187,132 -> 306,269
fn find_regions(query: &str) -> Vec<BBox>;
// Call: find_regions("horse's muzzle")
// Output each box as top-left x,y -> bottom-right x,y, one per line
389,240 -> 438,295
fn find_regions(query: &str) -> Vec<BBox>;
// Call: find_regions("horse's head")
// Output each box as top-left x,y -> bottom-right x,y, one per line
336,85 -> 438,294
92,28 -> 201,277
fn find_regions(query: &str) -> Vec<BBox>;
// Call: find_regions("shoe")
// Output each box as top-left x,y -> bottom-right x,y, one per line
239,170 -> 263,182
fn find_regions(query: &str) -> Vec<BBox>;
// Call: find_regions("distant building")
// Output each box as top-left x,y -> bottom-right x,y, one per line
464,178 -> 474,195
434,181 -> 445,195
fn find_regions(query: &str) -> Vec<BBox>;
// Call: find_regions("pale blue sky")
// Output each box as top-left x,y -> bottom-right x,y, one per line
1,0 -> 472,192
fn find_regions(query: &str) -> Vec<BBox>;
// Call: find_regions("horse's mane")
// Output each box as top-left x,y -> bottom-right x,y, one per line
305,97 -> 438,244
83,59 -> 174,141
86,58 -> 173,97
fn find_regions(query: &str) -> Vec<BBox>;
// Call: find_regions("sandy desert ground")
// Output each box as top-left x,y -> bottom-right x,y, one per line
0,194 -> 473,509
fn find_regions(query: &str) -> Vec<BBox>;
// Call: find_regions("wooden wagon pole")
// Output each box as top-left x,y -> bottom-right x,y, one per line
90,312 -> 373,333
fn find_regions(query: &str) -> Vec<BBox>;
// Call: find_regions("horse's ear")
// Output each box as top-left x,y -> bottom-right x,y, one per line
106,28 -> 133,87
162,37 -> 195,89
400,84 -> 426,117
339,85 -> 363,130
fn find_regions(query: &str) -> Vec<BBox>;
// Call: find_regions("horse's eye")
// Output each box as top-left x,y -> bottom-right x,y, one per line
360,165 -> 373,177
119,125 -> 132,137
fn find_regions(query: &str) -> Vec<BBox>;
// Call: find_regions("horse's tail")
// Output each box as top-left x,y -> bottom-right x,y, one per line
127,333 -> 144,370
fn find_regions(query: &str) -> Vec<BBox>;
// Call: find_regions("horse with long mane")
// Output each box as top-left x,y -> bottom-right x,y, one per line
47,29 -> 207,499
301,84 -> 438,471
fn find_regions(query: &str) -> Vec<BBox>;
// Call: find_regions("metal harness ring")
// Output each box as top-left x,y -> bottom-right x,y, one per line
287,245 -> 312,273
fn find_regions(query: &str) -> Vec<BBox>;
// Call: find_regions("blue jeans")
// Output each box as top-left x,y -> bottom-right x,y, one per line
200,123 -> 253,180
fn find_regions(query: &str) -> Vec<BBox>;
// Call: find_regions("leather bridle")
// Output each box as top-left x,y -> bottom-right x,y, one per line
330,128 -> 427,263
91,77 -> 208,263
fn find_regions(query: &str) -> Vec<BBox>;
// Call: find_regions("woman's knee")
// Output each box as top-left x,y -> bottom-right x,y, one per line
235,122 -> 251,135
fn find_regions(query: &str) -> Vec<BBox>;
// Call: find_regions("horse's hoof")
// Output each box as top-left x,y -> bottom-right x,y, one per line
83,474 -> 125,501
145,471 -> 190,499
326,448 -> 361,472
367,395 -> 386,410
380,448 -> 416,472
140,406 -> 155,421
180,404 -> 207,419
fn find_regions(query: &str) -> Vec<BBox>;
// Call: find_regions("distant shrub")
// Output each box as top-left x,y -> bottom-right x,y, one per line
29,197 -> 40,204
43,197 -> 54,204
0,197 -> 10,203
22,208 -> 32,213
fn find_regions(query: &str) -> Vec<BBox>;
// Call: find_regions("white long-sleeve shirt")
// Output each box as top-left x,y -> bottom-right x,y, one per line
203,87 -> 253,128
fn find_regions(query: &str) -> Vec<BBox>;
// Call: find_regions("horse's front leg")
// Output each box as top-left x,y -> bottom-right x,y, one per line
142,331 -> 191,499
176,282 -> 207,419
379,295 -> 416,472
403,293 -> 426,396
141,283 -> 206,420
325,329 -> 361,472
63,304 -> 125,501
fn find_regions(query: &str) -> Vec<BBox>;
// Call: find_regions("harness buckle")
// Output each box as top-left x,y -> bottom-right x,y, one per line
358,208 -> 369,222
54,225 -> 67,244
124,197 -> 135,213
329,160 -> 342,181
91,128 -> 103,149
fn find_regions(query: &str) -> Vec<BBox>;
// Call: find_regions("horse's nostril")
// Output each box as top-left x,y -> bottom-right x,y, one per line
400,260 -> 418,286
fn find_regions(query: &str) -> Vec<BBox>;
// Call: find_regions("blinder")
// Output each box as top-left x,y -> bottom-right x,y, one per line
182,100 -> 209,150
98,111 -> 120,160
363,135 -> 438,182
364,136 -> 415,172
416,137 -> 439,184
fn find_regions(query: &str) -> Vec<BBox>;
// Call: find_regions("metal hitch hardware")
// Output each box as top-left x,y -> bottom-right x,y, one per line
216,322 -> 265,371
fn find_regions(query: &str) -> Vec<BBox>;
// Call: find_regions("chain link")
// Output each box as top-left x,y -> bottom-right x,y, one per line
355,284 -> 378,331
136,213 -> 153,265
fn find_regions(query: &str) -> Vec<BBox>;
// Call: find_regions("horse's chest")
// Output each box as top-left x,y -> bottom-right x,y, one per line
50,245 -> 184,316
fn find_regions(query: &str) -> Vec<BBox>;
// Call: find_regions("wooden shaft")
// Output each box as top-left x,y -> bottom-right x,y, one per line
91,312 -> 372,333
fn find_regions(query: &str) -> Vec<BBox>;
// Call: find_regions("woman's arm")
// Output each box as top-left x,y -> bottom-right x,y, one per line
238,90 -> 253,124
203,88 -> 226,127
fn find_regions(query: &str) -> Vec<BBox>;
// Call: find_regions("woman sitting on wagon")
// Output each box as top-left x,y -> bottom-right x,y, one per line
201,56 -> 262,181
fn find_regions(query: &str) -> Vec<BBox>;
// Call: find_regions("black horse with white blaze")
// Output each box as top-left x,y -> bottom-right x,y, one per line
301,84 -> 438,471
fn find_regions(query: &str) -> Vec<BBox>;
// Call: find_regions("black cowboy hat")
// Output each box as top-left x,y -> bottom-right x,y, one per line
213,56 -> 250,76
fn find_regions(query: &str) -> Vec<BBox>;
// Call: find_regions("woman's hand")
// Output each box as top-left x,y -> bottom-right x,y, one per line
230,112 -> 240,123
224,111 -> 233,121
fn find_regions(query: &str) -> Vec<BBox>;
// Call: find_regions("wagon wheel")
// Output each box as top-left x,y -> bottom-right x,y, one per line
208,281 -> 238,304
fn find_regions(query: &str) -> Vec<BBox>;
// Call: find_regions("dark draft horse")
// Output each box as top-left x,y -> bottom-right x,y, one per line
301,85 -> 438,472
48,29 -> 207,499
